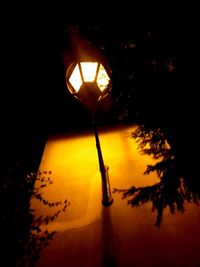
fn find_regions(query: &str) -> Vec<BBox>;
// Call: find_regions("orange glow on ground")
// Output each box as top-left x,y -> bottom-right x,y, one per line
33,124 -> 200,267
31,124 -> 159,232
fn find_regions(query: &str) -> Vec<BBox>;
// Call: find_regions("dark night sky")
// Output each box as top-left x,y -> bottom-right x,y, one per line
2,1 -> 198,164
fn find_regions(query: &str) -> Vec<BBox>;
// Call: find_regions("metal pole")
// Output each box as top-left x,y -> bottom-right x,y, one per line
92,116 -> 113,207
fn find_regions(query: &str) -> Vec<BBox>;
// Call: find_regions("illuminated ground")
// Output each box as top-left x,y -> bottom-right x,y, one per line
32,124 -> 200,267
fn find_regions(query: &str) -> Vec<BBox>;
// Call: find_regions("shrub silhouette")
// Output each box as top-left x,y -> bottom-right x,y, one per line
2,160 -> 69,267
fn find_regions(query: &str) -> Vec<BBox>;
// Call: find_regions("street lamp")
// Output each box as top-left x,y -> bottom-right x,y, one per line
66,59 -> 113,207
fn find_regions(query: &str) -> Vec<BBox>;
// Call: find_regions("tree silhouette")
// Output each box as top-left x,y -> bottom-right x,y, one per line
114,124 -> 200,227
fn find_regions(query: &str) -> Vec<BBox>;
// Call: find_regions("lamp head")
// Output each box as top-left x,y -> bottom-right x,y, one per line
66,60 -> 112,112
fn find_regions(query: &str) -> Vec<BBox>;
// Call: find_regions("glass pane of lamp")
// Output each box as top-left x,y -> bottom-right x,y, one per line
69,64 -> 83,92
97,64 -> 110,92
80,62 -> 98,82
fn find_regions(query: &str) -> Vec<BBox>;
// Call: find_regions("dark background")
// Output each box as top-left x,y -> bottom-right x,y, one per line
1,1 -> 198,167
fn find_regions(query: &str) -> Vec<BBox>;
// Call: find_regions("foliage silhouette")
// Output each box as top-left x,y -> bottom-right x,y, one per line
114,124 -> 200,227
2,159 -> 69,267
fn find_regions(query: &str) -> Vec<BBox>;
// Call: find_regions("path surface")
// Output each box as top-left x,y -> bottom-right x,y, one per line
31,124 -> 200,267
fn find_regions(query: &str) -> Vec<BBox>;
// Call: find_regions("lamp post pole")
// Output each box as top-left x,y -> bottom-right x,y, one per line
92,115 -> 113,206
